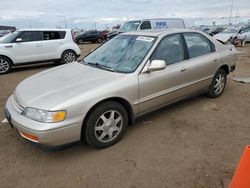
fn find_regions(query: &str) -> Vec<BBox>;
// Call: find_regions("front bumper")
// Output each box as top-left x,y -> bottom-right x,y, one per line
5,96 -> 84,147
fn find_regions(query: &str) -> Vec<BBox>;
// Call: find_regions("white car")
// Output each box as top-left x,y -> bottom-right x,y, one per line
0,29 -> 81,74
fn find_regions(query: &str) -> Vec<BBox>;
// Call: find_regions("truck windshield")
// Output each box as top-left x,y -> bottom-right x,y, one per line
83,35 -> 156,73
119,21 -> 141,33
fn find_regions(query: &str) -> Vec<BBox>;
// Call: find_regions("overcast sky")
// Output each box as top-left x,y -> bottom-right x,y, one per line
0,0 -> 249,29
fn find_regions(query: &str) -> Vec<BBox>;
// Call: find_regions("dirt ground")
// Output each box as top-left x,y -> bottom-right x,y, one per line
0,43 -> 250,188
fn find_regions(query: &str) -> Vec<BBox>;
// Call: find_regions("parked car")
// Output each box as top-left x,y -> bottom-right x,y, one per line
235,26 -> 250,44
213,27 -> 240,44
76,30 -> 104,44
0,30 -> 11,38
108,18 -> 185,39
4,29 -> 237,148
203,27 -> 225,36
0,29 -> 81,74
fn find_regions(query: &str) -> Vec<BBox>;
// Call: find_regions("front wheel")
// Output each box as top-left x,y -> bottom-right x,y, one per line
0,56 -> 12,74
83,101 -> 128,148
207,69 -> 227,98
60,50 -> 76,64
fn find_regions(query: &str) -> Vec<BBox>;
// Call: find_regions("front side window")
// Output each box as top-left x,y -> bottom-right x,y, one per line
184,33 -> 213,59
0,31 -> 21,43
140,21 -> 151,30
83,35 -> 156,73
151,34 -> 184,65
18,31 -> 43,42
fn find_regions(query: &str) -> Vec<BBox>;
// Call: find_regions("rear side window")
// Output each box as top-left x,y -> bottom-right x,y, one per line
18,31 -> 43,42
184,33 -> 214,59
140,21 -> 151,30
43,31 -> 66,40
151,34 -> 184,65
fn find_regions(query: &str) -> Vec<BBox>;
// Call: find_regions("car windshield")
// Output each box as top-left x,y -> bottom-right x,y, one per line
83,35 -> 156,73
0,31 -> 21,43
119,21 -> 141,33
222,28 -> 238,34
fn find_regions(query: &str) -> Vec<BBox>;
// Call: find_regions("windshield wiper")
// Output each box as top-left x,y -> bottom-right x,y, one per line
83,61 -> 117,72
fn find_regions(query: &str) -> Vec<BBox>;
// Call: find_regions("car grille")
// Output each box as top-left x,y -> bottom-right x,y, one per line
11,95 -> 24,114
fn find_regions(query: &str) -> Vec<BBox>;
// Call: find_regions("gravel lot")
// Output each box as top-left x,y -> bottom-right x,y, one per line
0,43 -> 250,188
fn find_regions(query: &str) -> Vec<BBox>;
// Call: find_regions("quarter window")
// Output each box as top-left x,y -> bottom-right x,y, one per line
184,33 -> 213,58
43,31 -> 66,40
151,34 -> 185,65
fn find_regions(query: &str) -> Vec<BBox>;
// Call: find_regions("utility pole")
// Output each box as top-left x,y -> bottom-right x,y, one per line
229,0 -> 234,26
64,16 -> 67,28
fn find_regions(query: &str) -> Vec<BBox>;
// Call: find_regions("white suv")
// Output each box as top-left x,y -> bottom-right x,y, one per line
0,29 -> 81,74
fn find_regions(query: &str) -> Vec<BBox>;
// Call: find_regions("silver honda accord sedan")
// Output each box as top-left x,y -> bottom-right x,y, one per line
4,29 -> 237,148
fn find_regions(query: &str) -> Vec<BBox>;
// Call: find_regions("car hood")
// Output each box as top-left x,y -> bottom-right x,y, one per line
14,62 -> 125,110
213,33 -> 235,43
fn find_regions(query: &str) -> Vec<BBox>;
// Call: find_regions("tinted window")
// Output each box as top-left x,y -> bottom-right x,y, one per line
18,31 -> 43,42
151,34 -> 184,65
43,31 -> 65,40
184,33 -> 213,58
140,21 -> 151,30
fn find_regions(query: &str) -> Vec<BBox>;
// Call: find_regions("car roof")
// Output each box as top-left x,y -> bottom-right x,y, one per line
120,28 -> 198,37
17,28 -> 71,32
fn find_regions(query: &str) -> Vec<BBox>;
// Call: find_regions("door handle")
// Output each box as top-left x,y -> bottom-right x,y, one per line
35,44 -> 42,47
180,68 -> 188,72
213,59 -> 218,62
4,45 -> 12,48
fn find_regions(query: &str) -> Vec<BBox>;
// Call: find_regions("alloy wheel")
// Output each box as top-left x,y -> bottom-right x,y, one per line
94,110 -> 123,143
214,73 -> 225,95
0,58 -> 9,73
64,52 -> 76,63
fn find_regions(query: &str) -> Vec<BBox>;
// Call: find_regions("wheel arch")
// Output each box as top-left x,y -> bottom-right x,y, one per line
81,97 -> 135,140
0,55 -> 14,65
61,49 -> 77,58
219,64 -> 230,75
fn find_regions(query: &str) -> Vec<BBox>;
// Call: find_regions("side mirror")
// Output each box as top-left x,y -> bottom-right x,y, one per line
16,38 -> 23,42
143,60 -> 166,72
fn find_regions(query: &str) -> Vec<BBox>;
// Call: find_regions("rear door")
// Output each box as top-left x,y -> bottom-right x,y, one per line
182,32 -> 219,91
40,31 -> 66,60
138,34 -> 189,114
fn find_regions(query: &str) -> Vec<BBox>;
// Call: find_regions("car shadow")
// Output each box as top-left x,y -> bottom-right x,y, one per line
11,62 -> 57,73
34,93 -> 208,153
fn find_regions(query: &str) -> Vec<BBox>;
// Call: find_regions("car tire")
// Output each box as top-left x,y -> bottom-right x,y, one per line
0,56 -> 12,74
207,69 -> 227,98
60,50 -> 77,64
78,39 -> 84,44
83,101 -> 128,149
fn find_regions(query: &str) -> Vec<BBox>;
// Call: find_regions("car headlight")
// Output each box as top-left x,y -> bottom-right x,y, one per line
22,108 -> 67,123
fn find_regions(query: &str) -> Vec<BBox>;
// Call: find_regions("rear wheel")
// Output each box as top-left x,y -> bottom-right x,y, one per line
0,56 -> 12,74
207,69 -> 227,98
83,101 -> 128,148
60,50 -> 76,64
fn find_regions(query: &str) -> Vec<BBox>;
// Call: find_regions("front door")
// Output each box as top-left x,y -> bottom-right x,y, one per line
12,31 -> 44,64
